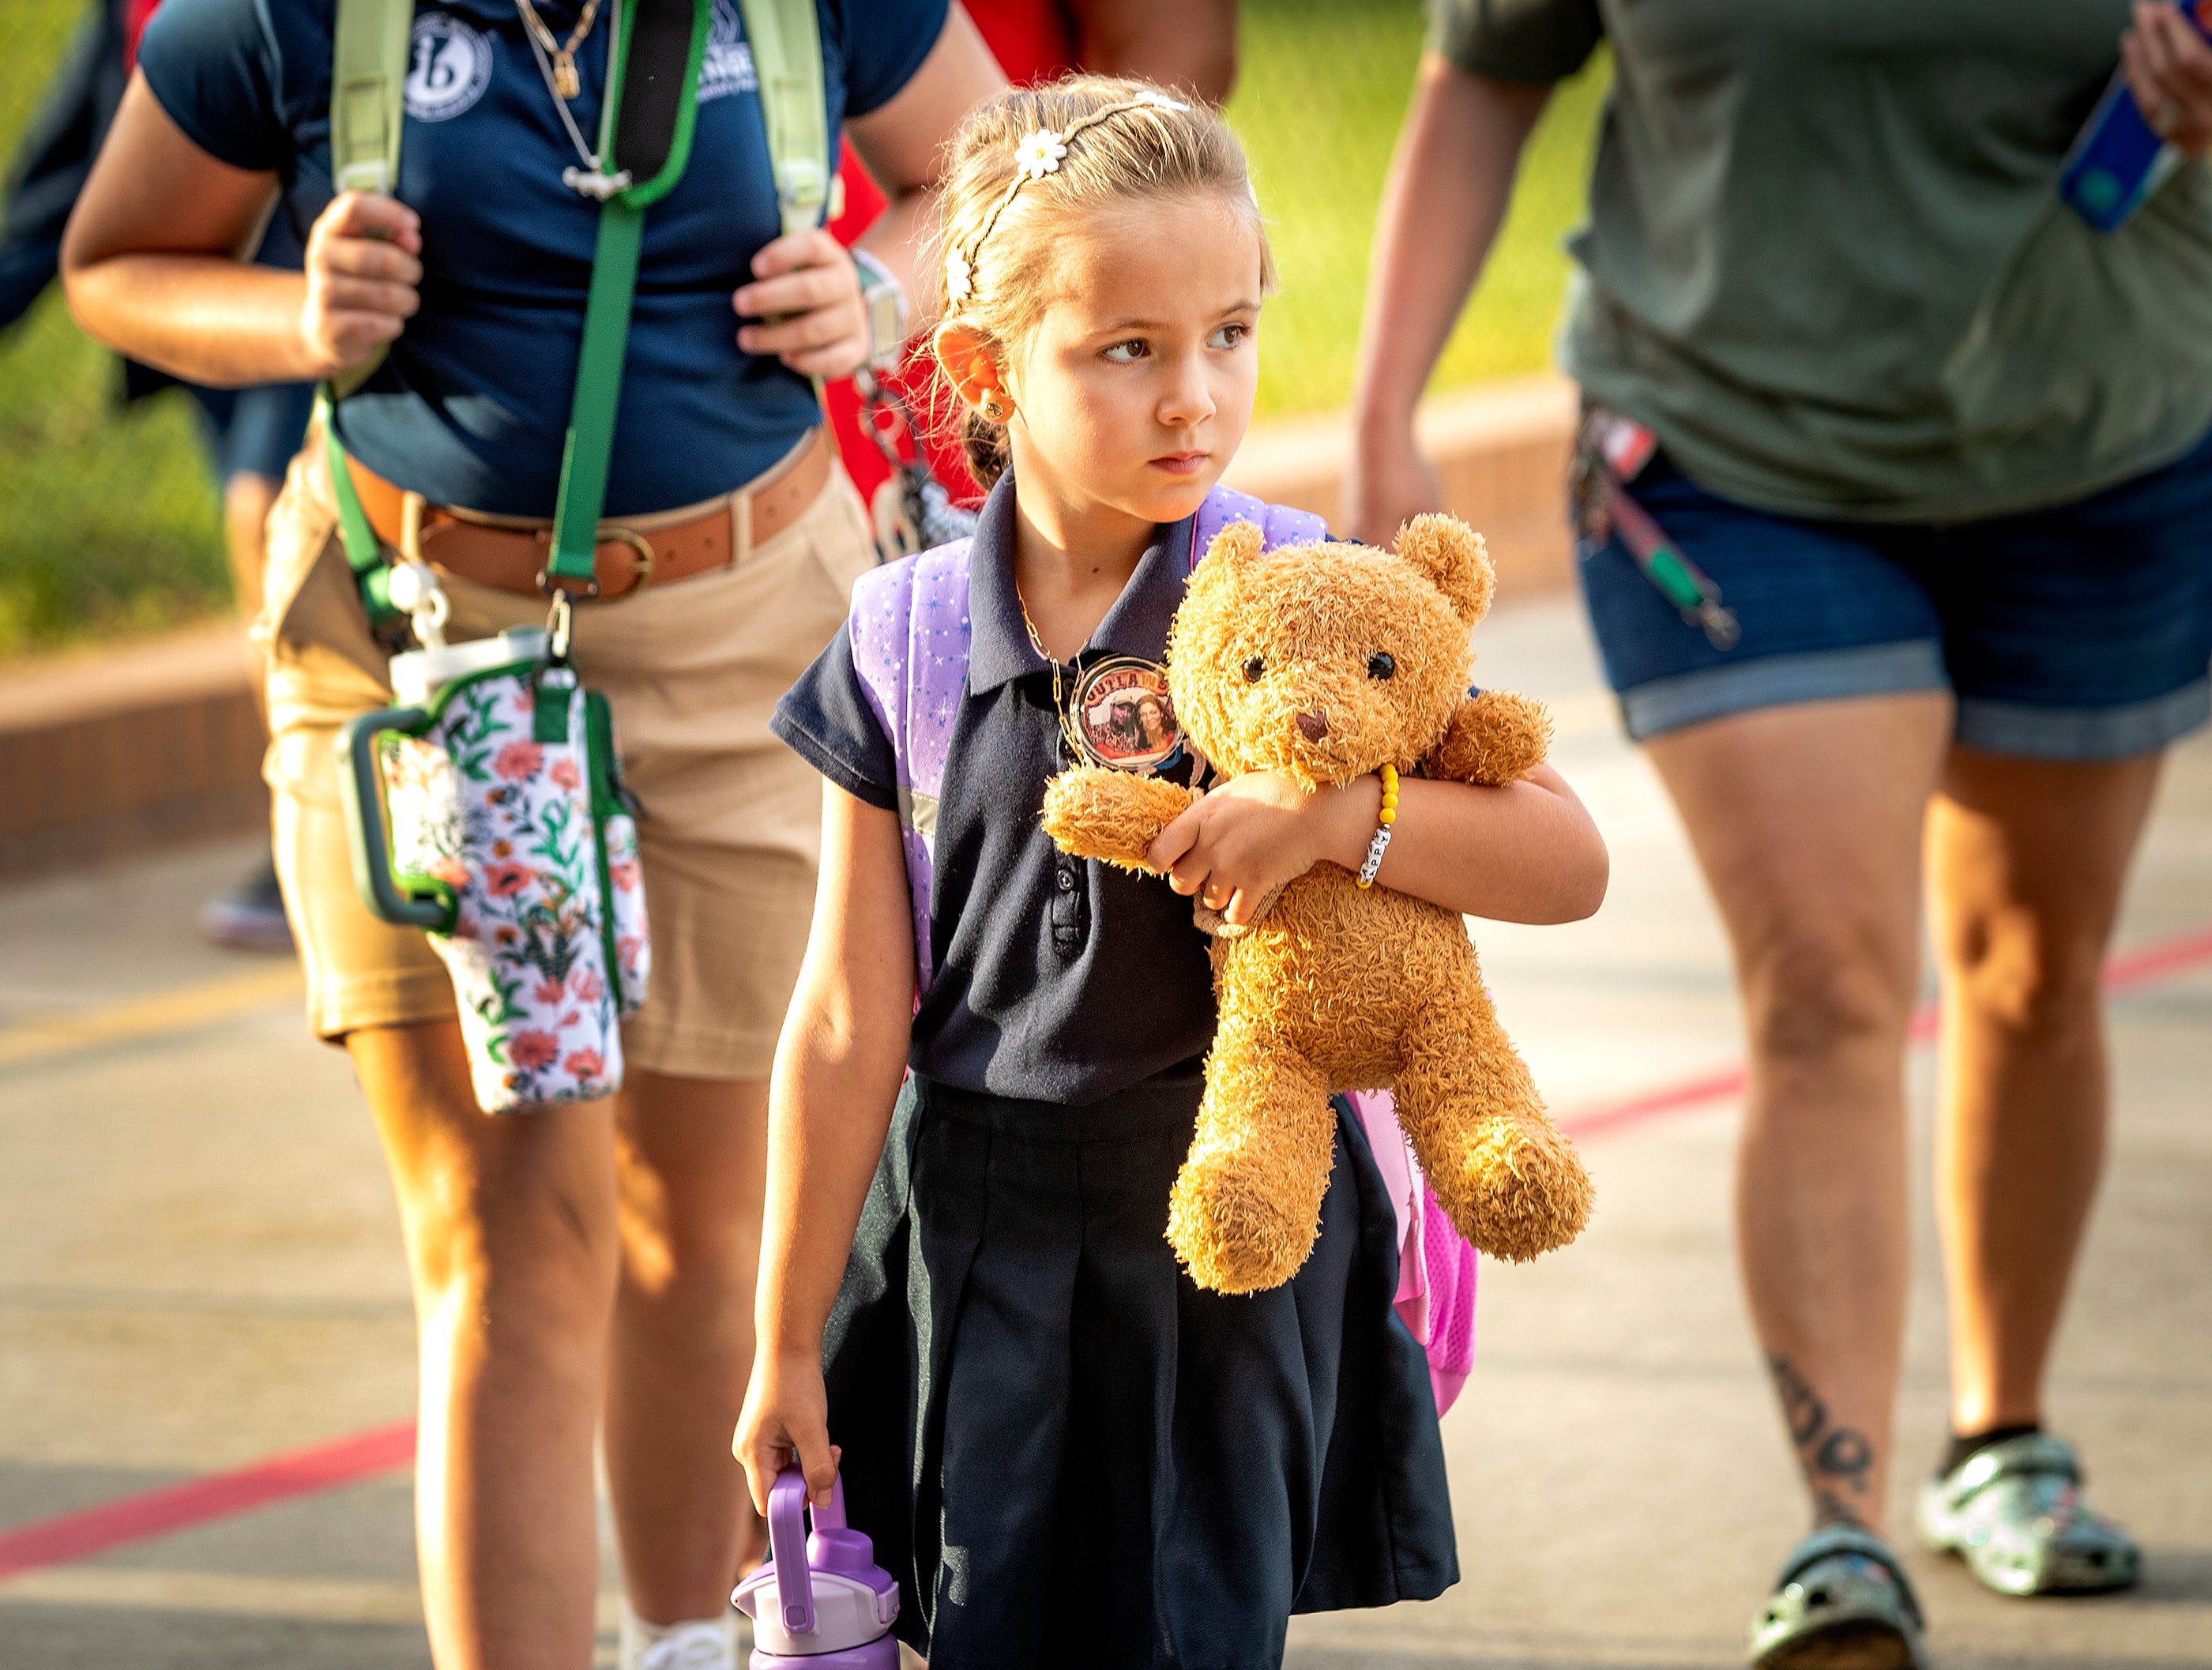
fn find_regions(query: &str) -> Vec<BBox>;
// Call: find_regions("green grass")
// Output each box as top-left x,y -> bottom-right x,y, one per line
0,0 -> 1604,656
1229,0 -> 1607,418
0,0 -> 232,661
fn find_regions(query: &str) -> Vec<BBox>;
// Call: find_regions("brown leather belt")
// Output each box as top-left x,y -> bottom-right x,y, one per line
343,429 -> 833,600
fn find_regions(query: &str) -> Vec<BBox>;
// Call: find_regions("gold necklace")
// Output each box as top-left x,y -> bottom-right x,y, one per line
1014,585 -> 1068,707
1017,583 -> 1092,761
515,0 -> 604,99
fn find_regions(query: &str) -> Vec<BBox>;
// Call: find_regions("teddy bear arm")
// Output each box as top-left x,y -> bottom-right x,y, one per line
1424,689 -> 1553,787
1040,767 -> 1200,872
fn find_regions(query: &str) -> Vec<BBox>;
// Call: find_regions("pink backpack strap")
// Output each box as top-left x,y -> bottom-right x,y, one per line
848,540 -> 974,997
1346,1021 -> 1479,1412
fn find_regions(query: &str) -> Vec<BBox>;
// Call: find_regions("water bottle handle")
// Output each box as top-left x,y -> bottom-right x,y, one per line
335,706 -> 453,931
767,1467 -> 815,1635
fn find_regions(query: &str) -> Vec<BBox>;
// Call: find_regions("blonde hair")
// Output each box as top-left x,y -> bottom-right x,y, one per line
928,75 -> 1275,490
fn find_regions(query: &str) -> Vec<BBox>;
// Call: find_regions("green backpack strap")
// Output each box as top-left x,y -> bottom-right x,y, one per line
325,0 -> 414,405
735,0 -> 831,239
330,0 -> 411,195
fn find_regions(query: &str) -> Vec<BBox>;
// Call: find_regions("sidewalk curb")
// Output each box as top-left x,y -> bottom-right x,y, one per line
0,377 -> 1579,877
0,623 -> 268,877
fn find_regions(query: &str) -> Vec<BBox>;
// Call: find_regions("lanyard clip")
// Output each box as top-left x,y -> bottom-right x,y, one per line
561,166 -> 634,201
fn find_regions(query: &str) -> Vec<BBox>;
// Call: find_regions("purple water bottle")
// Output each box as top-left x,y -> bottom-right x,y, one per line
2061,0 -> 2212,230
731,1469 -> 901,1668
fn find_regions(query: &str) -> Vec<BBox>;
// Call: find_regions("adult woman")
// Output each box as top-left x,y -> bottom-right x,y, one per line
61,3 -> 999,1667
1348,2 -> 2212,1665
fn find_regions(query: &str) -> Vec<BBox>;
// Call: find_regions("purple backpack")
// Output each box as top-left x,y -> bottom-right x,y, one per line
847,484 -> 1478,1416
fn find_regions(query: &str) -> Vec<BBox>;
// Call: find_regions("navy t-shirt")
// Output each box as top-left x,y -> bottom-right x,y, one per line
139,0 -> 946,517
772,476 -> 1222,1106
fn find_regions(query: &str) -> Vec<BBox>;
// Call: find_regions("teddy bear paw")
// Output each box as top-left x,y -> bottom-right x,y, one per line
1167,1157 -> 1322,1295
1434,1117 -> 1593,1265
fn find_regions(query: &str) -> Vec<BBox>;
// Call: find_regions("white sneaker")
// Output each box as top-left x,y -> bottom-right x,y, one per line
619,1608 -> 746,1670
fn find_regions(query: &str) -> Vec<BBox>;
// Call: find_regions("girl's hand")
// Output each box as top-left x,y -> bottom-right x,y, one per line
735,228 -> 871,381
300,192 -> 423,377
2125,1 -> 2212,156
1146,769 -> 1374,927
734,1348 -> 843,1514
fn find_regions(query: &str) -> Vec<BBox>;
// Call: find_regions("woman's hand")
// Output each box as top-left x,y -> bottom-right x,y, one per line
734,1347 -> 843,1514
2125,1 -> 2212,156
1146,770 -> 1375,927
300,192 -> 423,378
1344,426 -> 1445,548
735,228 -> 871,381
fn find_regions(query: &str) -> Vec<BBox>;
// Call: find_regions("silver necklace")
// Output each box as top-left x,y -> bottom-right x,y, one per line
514,0 -> 632,198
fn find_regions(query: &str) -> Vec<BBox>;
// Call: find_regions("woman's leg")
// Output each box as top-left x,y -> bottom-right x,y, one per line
603,1070 -> 770,1623
1925,747 -> 2166,1437
349,1019 -> 621,1670
1646,692 -> 1954,1529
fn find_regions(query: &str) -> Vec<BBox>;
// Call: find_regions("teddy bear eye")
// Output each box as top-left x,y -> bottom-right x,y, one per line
1243,655 -> 1265,683
1367,652 -> 1396,681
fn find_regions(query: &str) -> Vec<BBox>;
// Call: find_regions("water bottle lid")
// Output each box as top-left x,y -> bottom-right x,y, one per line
389,627 -> 547,706
732,1468 -> 899,1653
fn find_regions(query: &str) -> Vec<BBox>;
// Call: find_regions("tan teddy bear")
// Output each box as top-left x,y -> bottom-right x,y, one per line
1041,513 -> 1593,1293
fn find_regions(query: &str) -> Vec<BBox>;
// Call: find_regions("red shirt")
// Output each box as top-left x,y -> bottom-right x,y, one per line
826,0 -> 1078,518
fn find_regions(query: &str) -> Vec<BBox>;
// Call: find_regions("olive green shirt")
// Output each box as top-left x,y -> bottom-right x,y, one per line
1434,0 -> 2212,521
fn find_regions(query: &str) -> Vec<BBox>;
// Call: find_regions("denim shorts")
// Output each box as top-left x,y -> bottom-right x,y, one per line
1576,430 -> 2212,759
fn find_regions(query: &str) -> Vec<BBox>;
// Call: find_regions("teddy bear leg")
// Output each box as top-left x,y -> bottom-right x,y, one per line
1395,981 -> 1593,1263
1168,1023 -> 1338,1295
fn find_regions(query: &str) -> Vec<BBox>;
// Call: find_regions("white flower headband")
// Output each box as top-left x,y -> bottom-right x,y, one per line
944,89 -> 1191,309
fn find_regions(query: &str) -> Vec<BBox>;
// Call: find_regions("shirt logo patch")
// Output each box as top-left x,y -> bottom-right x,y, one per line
698,0 -> 758,103
404,13 -> 494,123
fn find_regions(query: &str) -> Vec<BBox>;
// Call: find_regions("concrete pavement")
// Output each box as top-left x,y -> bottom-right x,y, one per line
2,592 -> 2206,1668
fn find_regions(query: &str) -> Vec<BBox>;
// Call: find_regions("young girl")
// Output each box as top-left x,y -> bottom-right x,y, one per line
739,78 -> 1608,1668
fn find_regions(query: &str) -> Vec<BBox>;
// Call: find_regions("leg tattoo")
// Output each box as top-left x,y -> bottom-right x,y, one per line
1768,1355 -> 1878,1527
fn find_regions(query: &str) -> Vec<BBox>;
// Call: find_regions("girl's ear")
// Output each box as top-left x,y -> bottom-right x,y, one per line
934,322 -> 1010,414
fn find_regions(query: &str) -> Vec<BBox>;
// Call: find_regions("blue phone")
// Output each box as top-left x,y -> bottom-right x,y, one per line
2061,0 -> 2212,231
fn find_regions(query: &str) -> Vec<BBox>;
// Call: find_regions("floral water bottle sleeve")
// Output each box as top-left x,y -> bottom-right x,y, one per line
341,637 -> 651,1115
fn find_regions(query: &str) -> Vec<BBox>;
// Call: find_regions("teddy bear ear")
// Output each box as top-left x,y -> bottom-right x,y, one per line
1394,513 -> 1495,623
1197,519 -> 1267,574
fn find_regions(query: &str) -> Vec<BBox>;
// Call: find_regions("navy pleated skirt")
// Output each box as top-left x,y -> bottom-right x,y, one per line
822,1073 -> 1458,1670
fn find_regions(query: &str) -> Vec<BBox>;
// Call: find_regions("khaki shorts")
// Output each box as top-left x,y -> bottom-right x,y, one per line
258,427 -> 875,1080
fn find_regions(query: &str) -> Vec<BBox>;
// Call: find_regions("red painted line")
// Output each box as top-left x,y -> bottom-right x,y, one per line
2,923 -> 2205,1582
1558,920 -> 2212,1143
0,1420 -> 416,1581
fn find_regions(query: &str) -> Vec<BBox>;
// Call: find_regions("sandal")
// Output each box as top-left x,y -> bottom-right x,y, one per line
1917,1432 -> 2139,1597
1747,1523 -> 1931,1670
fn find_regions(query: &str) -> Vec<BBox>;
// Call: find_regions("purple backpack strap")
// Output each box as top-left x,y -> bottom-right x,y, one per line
848,540 -> 974,997
1189,484 -> 1329,572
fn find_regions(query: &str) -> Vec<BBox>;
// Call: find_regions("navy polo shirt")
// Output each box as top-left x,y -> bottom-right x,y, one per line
138,0 -> 946,517
773,476 -> 1221,1106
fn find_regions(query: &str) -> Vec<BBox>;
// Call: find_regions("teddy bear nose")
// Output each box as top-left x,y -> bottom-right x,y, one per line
1296,708 -> 1330,742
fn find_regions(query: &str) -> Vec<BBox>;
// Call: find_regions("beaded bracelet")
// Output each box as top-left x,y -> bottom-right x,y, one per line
1355,763 -> 1398,890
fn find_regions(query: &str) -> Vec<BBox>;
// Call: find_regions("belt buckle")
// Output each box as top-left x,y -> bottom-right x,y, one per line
603,526 -> 655,591
534,526 -> 654,600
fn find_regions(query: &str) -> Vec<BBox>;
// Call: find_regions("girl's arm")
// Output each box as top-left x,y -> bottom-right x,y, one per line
62,76 -> 422,386
1344,57 -> 1552,546
740,6 -> 1004,378
735,783 -> 916,1511
1148,762 -> 1608,927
